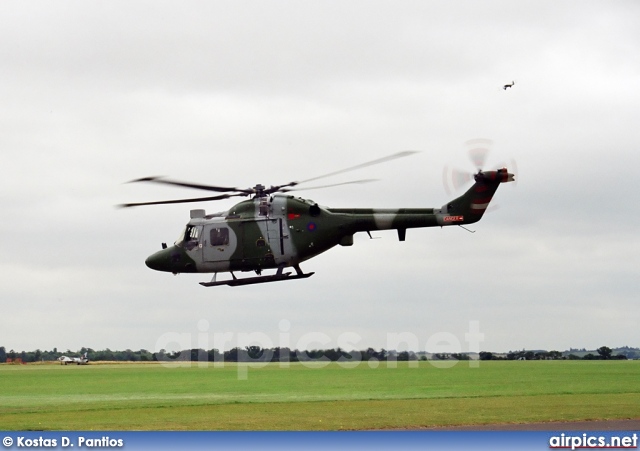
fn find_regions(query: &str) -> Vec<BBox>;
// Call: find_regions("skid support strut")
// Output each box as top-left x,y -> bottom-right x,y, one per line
200,266 -> 314,287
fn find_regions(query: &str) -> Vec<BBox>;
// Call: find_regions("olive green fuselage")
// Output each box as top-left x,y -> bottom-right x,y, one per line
144,170 -> 509,276
145,195 -> 446,275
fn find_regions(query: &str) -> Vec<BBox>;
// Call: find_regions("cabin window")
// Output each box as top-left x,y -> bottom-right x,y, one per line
210,227 -> 230,246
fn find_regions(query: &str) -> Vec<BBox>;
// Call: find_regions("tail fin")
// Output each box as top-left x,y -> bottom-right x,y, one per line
441,169 -> 514,225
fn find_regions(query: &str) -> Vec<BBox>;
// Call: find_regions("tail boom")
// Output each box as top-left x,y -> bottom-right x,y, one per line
439,168 -> 514,225
323,167 -> 513,243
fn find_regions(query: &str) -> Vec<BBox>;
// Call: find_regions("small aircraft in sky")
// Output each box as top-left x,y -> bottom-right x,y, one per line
503,80 -> 515,90
58,352 -> 89,365
121,151 -> 514,287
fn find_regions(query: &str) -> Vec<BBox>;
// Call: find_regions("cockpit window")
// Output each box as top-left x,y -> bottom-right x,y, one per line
210,227 -> 229,246
175,225 -> 201,249
175,228 -> 186,246
188,226 -> 199,241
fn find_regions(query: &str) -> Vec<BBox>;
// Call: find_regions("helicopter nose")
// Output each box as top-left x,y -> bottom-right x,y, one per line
145,249 -> 172,272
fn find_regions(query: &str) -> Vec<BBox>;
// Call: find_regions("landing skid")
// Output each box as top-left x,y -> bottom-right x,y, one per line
199,265 -> 314,287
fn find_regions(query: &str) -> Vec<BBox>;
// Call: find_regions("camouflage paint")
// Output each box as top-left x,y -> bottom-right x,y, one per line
144,169 -> 513,276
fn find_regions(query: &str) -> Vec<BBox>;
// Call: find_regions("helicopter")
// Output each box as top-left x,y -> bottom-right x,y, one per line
120,152 -> 514,287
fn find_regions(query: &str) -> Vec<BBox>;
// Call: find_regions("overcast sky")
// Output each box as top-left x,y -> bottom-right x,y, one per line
1,0 -> 638,355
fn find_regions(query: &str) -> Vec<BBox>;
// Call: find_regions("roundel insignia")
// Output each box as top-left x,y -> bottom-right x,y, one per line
307,222 -> 317,232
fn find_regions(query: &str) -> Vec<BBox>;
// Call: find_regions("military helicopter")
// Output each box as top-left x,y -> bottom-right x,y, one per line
120,152 -> 514,287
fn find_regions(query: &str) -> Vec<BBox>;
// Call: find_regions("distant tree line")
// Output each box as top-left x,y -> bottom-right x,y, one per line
0,346 -> 418,363
0,346 -> 156,363
120,347 -> 423,363
479,346 -> 634,361
0,345 -> 636,364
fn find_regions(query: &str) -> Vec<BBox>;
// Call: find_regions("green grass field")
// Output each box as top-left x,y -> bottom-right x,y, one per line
1,360 -> 639,430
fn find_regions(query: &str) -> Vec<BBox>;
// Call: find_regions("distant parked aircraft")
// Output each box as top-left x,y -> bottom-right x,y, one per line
58,352 -> 89,365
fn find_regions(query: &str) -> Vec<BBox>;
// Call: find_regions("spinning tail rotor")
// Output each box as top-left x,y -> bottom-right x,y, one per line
442,140 -> 516,221
443,139 -> 517,195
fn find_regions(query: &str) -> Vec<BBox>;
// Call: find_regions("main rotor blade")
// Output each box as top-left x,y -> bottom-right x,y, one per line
280,179 -> 379,192
117,193 -> 242,208
127,176 -> 251,194
286,150 -> 419,188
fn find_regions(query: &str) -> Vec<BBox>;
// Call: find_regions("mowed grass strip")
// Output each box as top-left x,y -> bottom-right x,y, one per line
1,360 -> 638,430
